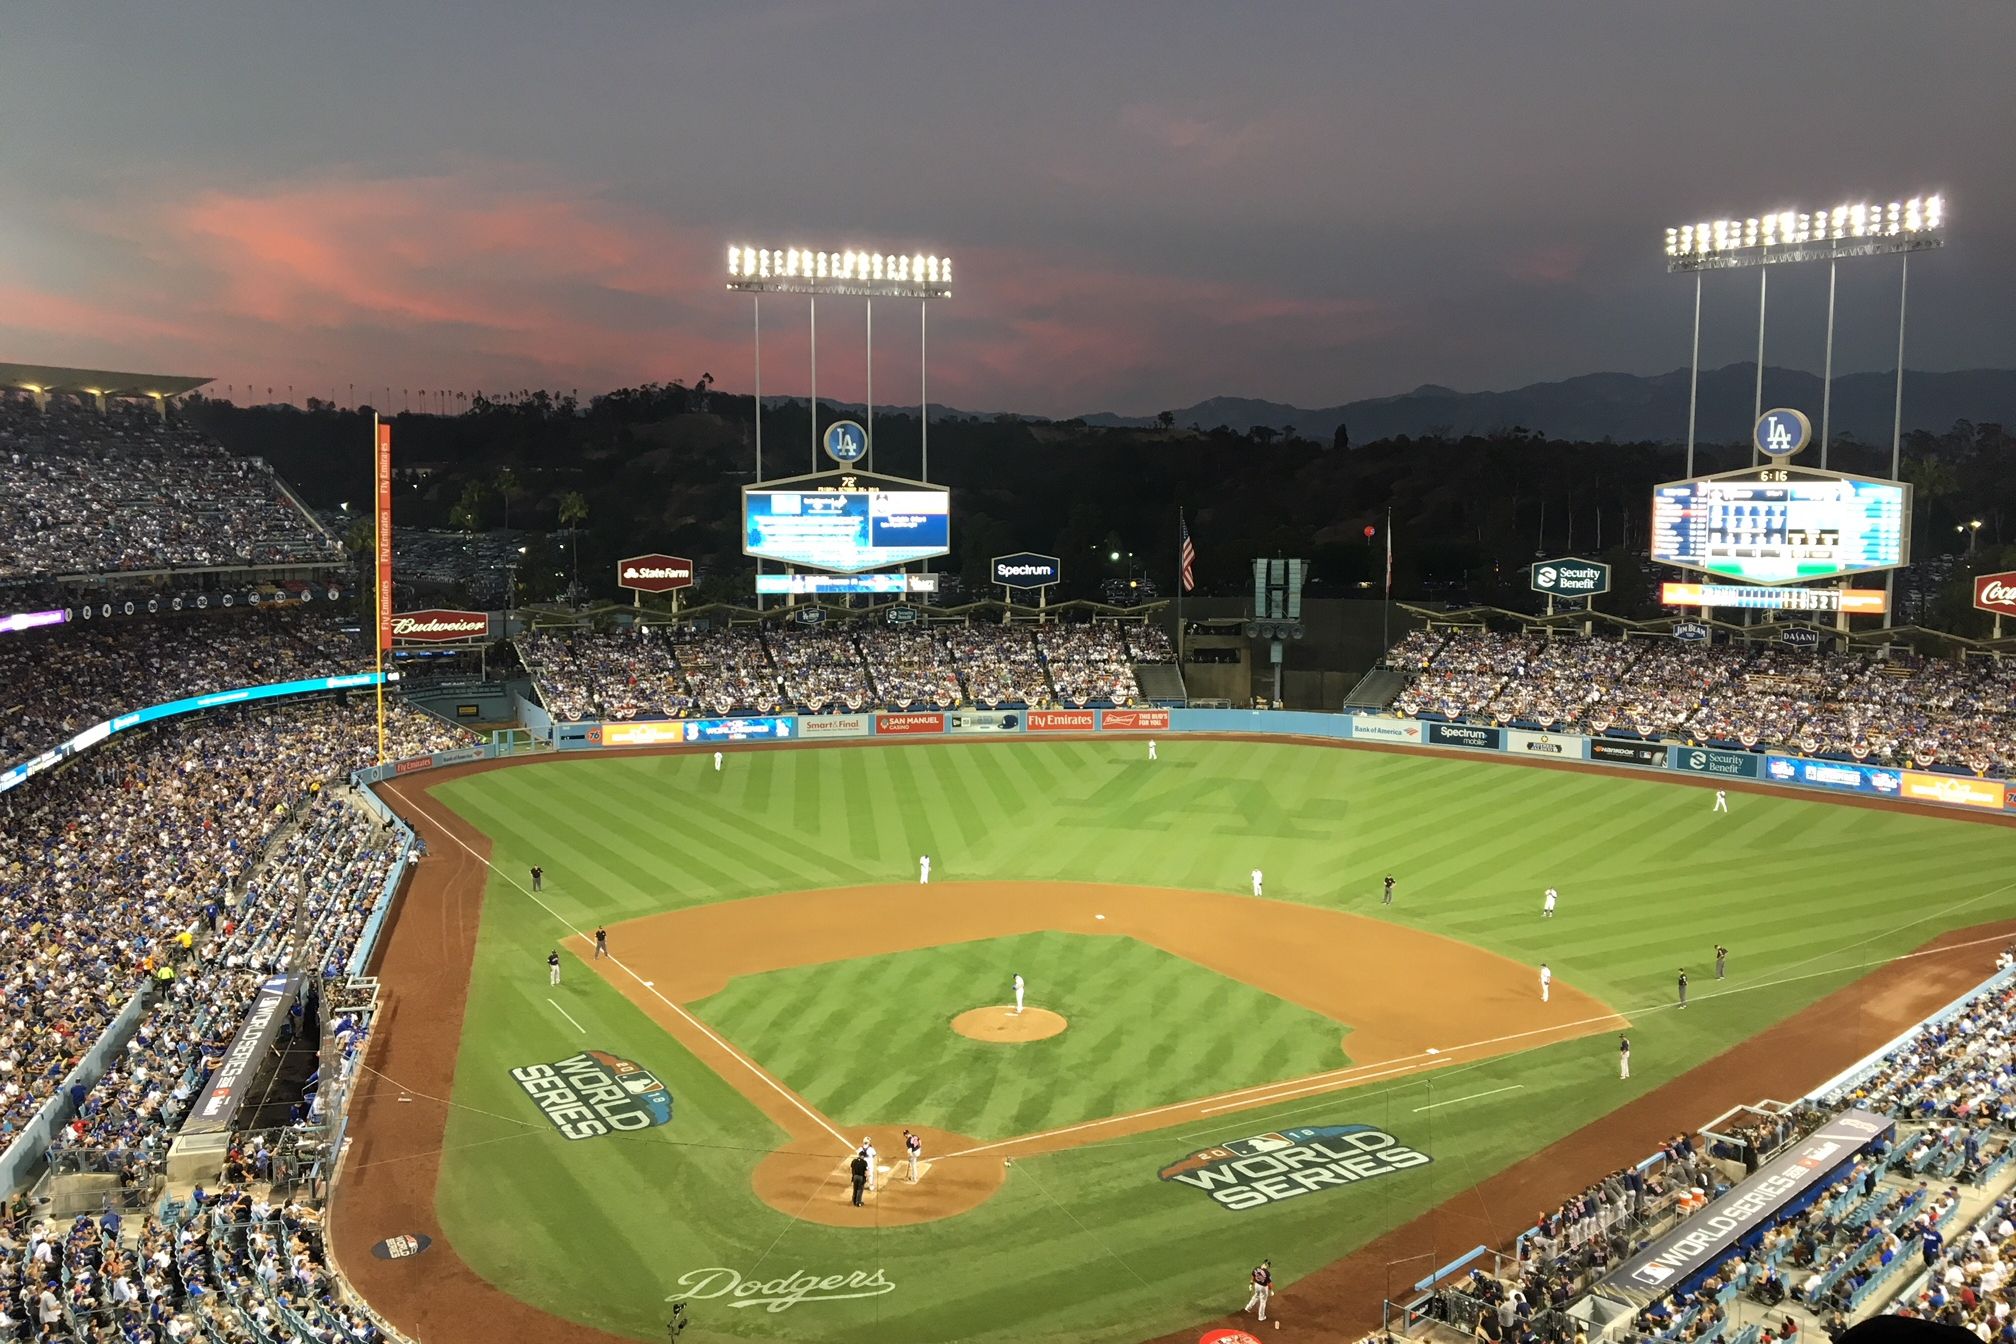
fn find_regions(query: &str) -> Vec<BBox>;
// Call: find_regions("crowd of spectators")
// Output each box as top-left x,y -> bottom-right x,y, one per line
0,696 -> 467,1157
1898,1194 -> 2016,1339
0,396 -> 342,582
1823,977 -> 2016,1127
518,620 -> 1169,720
1387,629 -> 2016,775
0,610 -> 365,767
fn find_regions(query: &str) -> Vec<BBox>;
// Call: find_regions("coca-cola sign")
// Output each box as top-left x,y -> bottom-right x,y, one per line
617,553 -> 695,593
392,610 -> 491,643
1974,571 -> 2016,619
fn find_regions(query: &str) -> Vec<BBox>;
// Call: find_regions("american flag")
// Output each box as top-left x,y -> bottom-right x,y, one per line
1179,514 -> 1197,593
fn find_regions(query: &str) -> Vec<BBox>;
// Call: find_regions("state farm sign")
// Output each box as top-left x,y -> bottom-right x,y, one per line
391,610 -> 490,643
617,554 -> 695,593
1974,571 -> 2016,619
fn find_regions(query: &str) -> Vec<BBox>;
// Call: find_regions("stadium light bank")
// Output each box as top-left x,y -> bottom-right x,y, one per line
1662,193 -> 1945,629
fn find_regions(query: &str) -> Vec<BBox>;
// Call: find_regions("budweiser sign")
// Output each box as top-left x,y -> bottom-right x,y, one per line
617,553 -> 695,593
1974,571 -> 2016,619
392,610 -> 490,642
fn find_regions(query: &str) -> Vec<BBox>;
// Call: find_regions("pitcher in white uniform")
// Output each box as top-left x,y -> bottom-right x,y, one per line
1013,973 -> 1025,1014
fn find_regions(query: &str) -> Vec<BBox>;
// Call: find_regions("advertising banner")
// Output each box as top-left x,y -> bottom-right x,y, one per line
1426,722 -> 1503,751
1590,739 -> 1667,767
1975,571 -> 2016,618
1530,557 -> 1611,598
1659,582 -> 1888,615
1603,1110 -> 1891,1303
949,710 -> 1023,734
183,974 -> 302,1136
1504,729 -> 1587,759
1028,709 -> 1097,732
678,716 -> 795,744
392,610 -> 491,643
1347,717 -> 1424,744
799,714 -> 872,739
1100,708 -> 1172,731
1762,756 -> 1903,797
992,552 -> 1063,589
375,422 -> 393,653
600,721 -> 686,747
875,712 -> 947,735
616,554 -> 694,593
1667,745 -> 1763,779
1900,771 -> 2004,811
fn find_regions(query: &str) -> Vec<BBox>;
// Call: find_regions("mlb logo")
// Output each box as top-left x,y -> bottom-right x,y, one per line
1230,1133 -> 1293,1156
1634,1264 -> 1673,1285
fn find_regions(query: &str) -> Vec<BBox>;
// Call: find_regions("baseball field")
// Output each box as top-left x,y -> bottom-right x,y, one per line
332,736 -> 2016,1344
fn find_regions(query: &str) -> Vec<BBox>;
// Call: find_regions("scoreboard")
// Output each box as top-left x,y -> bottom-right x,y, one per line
743,474 -> 950,573
1651,467 -> 1909,585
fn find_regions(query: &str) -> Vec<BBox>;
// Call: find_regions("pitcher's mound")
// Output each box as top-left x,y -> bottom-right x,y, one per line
952,1006 -> 1067,1042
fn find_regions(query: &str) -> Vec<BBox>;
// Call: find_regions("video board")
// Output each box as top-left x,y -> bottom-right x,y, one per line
743,474 -> 950,573
1650,467 -> 1908,585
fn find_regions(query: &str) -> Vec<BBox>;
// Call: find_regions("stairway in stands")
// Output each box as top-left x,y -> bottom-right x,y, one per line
1134,662 -> 1187,704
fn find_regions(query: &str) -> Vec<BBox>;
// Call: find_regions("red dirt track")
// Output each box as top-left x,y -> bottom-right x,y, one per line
331,739 -> 2016,1344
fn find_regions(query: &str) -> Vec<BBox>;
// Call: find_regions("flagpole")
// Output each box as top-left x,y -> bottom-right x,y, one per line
373,414 -> 390,764
1382,508 -> 1393,653
1176,506 -> 1186,668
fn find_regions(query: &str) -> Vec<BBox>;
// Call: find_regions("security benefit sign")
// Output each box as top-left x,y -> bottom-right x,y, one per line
1530,557 -> 1611,598
511,1050 -> 673,1140
1159,1124 -> 1430,1211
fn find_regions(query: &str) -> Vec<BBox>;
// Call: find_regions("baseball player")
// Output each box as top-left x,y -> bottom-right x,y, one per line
593,927 -> 608,959
1714,789 -> 1728,813
547,950 -> 561,986
859,1138 -> 878,1192
1013,973 -> 1025,1015
1251,868 -> 1264,898
1618,1035 -> 1631,1079
1382,874 -> 1395,905
1244,1259 -> 1273,1322
919,854 -> 932,885
1714,944 -> 1728,979
1148,739 -> 1158,761
904,1129 -> 922,1182
529,865 -> 543,892
1542,887 -> 1557,919
714,750 -> 723,772
1677,968 -> 1690,1008
1539,962 -> 1551,1003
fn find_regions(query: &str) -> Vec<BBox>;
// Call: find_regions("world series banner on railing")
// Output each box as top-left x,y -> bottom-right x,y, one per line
181,973 -> 303,1138
0,672 -> 393,796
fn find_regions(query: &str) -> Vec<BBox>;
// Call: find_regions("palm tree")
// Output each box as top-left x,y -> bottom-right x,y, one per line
558,490 -> 589,605
496,466 -> 522,534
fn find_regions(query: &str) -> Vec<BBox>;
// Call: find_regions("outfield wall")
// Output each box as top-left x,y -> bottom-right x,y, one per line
500,705 -> 2016,819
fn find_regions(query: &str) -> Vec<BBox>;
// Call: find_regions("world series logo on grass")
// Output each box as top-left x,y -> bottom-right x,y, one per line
1159,1124 -> 1431,1210
511,1050 -> 673,1140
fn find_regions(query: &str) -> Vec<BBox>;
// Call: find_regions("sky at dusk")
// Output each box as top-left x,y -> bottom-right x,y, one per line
2,1 -> 2013,419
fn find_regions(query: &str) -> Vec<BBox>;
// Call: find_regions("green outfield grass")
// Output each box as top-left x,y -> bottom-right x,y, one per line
422,739 -> 2016,1344
689,930 -> 1352,1140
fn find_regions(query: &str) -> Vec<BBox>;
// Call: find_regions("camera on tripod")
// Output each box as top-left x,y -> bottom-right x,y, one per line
667,1302 -> 689,1338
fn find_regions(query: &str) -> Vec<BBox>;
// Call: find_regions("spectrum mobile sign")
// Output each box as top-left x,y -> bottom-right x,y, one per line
992,552 -> 1062,589
1159,1124 -> 1430,1211
617,554 -> 695,593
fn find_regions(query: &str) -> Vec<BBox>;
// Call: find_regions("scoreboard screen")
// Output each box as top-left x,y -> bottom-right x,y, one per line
1650,468 -> 1908,585
743,483 -> 950,573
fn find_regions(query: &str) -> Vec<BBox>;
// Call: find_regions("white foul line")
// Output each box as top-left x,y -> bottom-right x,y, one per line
547,998 -> 586,1033
1412,1084 -> 1524,1113
386,783 -> 855,1154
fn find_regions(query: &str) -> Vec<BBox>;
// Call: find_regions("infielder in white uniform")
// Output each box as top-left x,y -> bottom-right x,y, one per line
1539,962 -> 1551,1003
1013,973 -> 1025,1014
713,750 -> 723,772
1542,888 -> 1557,918
1251,868 -> 1264,897
1714,789 -> 1728,812
919,854 -> 931,885
1148,739 -> 1158,761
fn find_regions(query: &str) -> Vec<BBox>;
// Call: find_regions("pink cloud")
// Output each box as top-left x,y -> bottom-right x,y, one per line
1506,243 -> 1589,285
1119,102 -> 1281,168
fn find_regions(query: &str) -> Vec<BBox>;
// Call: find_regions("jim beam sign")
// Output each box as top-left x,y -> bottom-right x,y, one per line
1160,1124 -> 1430,1211
618,554 -> 695,594
391,609 -> 491,644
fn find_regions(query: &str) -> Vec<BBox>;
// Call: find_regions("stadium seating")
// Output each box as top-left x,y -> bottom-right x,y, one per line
0,396 -> 342,582
1387,630 -> 2016,776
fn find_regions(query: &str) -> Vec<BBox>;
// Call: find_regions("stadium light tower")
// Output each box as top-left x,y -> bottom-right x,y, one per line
1664,194 -> 1944,476
725,245 -> 955,483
